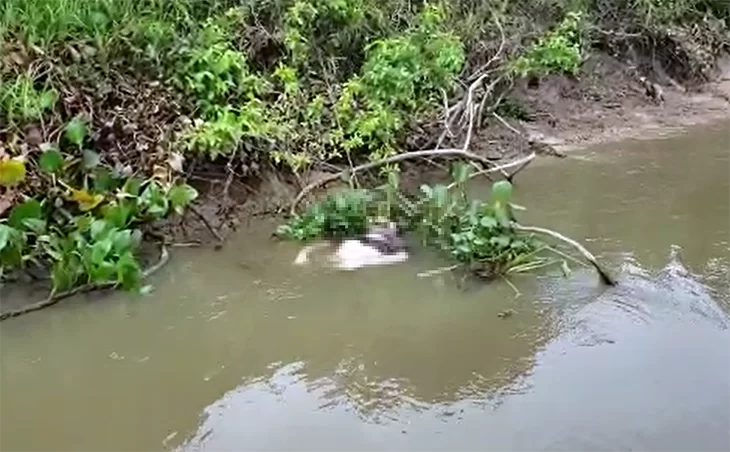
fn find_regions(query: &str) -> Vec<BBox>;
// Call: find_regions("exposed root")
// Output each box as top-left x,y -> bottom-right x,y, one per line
189,204 -> 224,243
0,244 -> 170,321
513,224 -> 617,286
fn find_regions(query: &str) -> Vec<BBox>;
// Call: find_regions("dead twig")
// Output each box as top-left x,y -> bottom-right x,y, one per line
467,9 -> 506,82
492,112 -> 524,137
0,244 -> 170,321
513,224 -> 617,286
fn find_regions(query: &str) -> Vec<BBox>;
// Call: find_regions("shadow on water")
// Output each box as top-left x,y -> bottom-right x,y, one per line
1,122 -> 728,451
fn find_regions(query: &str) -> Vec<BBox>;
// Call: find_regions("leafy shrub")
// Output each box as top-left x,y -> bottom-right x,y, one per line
176,20 -> 270,114
511,11 -> 584,78
180,103 -> 271,159
178,1 -> 466,171
333,3 -> 465,160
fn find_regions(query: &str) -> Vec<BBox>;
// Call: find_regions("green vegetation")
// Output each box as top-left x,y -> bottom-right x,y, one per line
511,11 -> 585,78
0,114 -> 197,293
1,0 -> 726,297
277,165 -> 577,280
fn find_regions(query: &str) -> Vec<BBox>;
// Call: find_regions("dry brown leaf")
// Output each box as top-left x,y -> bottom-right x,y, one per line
0,190 -> 16,216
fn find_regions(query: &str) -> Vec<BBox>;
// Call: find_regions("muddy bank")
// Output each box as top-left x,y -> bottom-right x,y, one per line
509,52 -> 730,153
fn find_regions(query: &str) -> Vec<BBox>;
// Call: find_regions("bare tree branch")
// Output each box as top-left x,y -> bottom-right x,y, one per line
513,224 -> 617,286
1,244 -> 170,321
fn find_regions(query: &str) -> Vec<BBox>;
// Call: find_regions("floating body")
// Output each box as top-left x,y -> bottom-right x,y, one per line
293,221 -> 409,271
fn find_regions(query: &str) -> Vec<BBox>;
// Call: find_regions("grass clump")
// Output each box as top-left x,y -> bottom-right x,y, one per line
0,74 -> 57,124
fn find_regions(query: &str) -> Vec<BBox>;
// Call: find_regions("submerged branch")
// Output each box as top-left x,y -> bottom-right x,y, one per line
513,224 -> 617,286
0,244 -> 170,322
417,264 -> 462,278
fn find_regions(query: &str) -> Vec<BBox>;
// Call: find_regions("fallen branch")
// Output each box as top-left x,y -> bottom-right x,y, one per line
0,244 -> 170,321
290,148 -> 506,216
513,224 -> 617,286
452,152 -> 536,187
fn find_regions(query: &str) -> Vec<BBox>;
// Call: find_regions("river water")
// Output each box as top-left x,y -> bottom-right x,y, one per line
1,122 -> 728,451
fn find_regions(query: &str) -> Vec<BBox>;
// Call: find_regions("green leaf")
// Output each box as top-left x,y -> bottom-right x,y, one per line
122,177 -> 143,197
82,149 -> 101,170
491,180 -> 513,203
479,215 -> 498,229
168,184 -> 198,214
91,260 -> 116,281
74,215 -> 93,233
64,117 -> 88,147
0,225 -> 12,251
39,90 -> 57,110
490,235 -> 511,248
8,199 -> 42,230
140,182 -> 169,218
90,219 -> 109,241
38,148 -> 64,174
111,230 -> 133,254
0,158 -> 27,187
91,239 -> 113,264
450,162 -> 471,184
22,218 -> 47,234
92,167 -> 116,192
102,201 -> 134,228
116,251 -> 141,290
51,255 -> 83,292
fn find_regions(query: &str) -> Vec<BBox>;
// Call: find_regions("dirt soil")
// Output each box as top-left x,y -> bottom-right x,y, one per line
508,52 -> 730,154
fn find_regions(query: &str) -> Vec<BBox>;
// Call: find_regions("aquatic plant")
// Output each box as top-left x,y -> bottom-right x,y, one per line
276,188 -> 375,241
0,114 -> 197,295
277,162 -> 589,283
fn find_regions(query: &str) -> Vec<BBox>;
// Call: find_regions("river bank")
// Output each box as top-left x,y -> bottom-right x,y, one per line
2,52 -> 729,318
171,52 -> 730,246
1,0 -> 729,311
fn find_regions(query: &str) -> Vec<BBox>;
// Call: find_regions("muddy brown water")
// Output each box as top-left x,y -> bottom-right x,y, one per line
1,122 -> 729,451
